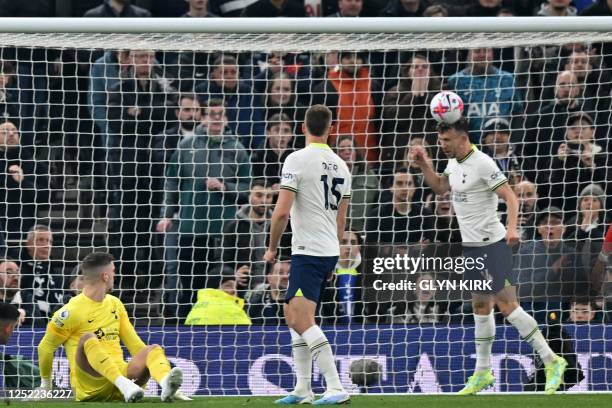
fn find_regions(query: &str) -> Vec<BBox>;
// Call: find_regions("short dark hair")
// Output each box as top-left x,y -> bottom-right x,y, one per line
423,4 -> 448,17
266,113 -> 292,131
0,60 -> 15,76
0,302 -> 20,323
212,54 -> 237,68
81,252 -> 114,280
177,93 -> 198,106
250,178 -> 267,189
304,105 -> 332,137
204,98 -> 225,115
437,117 -> 470,136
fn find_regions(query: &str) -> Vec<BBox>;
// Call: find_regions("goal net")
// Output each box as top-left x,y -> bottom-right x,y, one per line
1,20 -> 611,396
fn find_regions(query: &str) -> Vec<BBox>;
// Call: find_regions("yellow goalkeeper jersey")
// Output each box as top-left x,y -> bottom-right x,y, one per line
38,293 -> 145,386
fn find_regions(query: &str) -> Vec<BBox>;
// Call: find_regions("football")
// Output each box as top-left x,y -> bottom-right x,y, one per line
430,91 -> 464,124
349,358 -> 383,387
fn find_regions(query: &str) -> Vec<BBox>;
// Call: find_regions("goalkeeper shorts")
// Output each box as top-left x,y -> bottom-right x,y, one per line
73,359 -> 130,402
286,255 -> 339,304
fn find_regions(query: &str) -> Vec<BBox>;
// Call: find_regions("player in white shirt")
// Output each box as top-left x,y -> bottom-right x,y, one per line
412,118 -> 567,395
264,105 -> 351,405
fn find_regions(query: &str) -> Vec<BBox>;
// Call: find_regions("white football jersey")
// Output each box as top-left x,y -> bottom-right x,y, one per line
280,143 -> 352,256
443,146 -> 507,245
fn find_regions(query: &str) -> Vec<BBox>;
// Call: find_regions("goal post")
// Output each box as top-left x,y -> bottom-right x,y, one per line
1,17 -> 611,396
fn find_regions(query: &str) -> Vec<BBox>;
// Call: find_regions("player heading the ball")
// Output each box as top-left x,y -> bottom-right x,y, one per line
411,111 -> 568,395
37,252 -> 190,402
264,104 -> 352,405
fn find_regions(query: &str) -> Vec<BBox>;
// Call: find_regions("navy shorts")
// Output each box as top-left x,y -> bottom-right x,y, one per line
463,239 -> 515,294
286,254 -> 339,304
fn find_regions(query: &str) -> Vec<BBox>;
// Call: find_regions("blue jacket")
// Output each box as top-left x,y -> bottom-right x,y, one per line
89,51 -> 123,137
195,80 -> 266,149
448,66 -> 523,142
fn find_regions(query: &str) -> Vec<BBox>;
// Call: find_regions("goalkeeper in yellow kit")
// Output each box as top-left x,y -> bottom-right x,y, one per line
37,252 -> 188,402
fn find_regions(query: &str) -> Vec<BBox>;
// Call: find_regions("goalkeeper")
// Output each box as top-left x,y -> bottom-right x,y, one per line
37,252 -> 186,402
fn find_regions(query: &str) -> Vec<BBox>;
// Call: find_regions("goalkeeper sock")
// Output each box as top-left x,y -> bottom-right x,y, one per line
474,312 -> 495,372
146,345 -> 173,384
290,328 -> 312,395
301,325 -> 343,392
83,337 -> 123,383
506,307 -> 556,364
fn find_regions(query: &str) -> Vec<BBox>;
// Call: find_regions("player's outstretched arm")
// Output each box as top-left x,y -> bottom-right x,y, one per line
494,182 -> 520,246
411,145 -> 450,195
265,188 -> 296,261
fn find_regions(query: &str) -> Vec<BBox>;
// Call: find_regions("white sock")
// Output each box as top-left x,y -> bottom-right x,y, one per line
506,307 -> 556,364
474,312 -> 495,372
301,325 -> 344,392
290,328 -> 312,395
114,376 -> 137,395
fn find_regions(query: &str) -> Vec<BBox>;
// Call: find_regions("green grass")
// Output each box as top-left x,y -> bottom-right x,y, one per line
5,394 -> 612,408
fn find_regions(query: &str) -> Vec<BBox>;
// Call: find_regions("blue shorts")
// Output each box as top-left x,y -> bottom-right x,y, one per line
286,255 -> 339,304
463,239 -> 515,294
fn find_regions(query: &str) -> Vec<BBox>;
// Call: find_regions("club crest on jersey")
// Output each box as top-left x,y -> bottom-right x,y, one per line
95,327 -> 105,339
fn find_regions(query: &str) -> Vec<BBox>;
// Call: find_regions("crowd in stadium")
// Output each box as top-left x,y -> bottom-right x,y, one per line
0,0 -> 611,327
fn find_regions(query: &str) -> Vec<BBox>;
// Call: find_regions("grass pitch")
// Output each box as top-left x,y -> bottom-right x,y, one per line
5,394 -> 612,408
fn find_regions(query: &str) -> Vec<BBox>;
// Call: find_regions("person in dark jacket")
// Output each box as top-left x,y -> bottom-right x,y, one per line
221,179 -> 272,288
157,99 -> 251,318
0,120 -> 50,241
241,0 -> 306,16
380,0 -> 427,17
366,169 -> 435,244
195,55 -> 266,149
83,0 -> 152,17
0,0 -> 53,16
107,49 -> 176,282
183,0 -> 217,16
251,113 -> 295,189
18,225 -> 63,326
245,257 -> 289,325
0,61 -> 19,121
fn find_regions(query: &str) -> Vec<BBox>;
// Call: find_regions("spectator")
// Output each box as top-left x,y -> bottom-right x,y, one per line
447,47 -> 523,142
563,49 -> 612,111
210,0 -> 258,16
547,115 -> 608,214
580,0 -> 612,16
107,49 -> 175,282
83,0 -> 152,17
262,72 -> 307,134
220,179 -> 273,288
154,94 -> 201,164
404,136 -> 437,202
312,51 -> 382,162
18,225 -> 63,324
514,180 -> 542,241
380,0 -> 427,17
251,52 -> 312,100
392,273 -> 448,324
480,117 -> 524,179
183,0 -> 217,16
565,184 -> 608,242
0,0 -> 53,16
252,113 -> 295,189
430,191 -> 462,243
515,207 -> 577,299
335,134 -> 379,233
523,70 -> 592,185
567,299 -> 605,323
0,259 -> 21,308
0,60 -> 18,121
89,50 -> 131,136
536,0 -> 577,16
0,302 -> 20,345
366,169 -> 435,244
195,55 -> 266,149
158,99 -> 251,317
463,0 -> 503,16
318,230 -> 364,324
245,257 -> 290,325
382,53 -> 441,163
0,120 -> 50,241
241,0 -> 306,16
422,4 -> 448,17
327,0 -> 362,16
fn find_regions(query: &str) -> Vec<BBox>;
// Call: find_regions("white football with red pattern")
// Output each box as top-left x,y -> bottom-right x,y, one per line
430,91 -> 464,124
